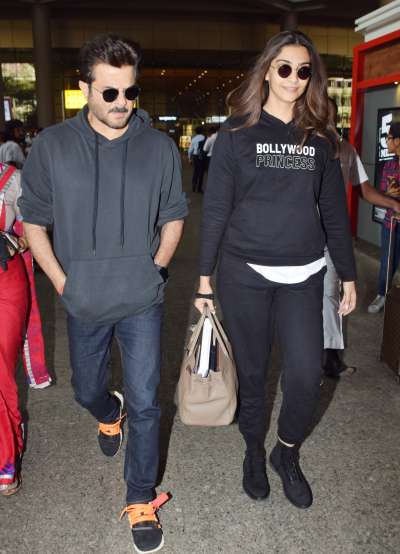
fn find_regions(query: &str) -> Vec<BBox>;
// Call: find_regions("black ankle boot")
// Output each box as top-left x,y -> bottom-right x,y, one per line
270,441 -> 313,509
243,448 -> 270,500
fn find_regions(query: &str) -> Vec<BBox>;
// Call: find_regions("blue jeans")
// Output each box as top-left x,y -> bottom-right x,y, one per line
67,303 -> 162,504
378,224 -> 400,296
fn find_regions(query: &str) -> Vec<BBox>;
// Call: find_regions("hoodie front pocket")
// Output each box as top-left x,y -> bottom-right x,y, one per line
61,254 -> 164,323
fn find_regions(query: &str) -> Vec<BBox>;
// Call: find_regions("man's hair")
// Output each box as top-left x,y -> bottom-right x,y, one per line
195,126 -> 203,134
79,34 -> 141,83
389,121 -> 400,139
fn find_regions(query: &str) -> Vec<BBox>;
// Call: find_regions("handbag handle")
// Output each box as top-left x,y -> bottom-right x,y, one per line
186,309 -> 207,359
205,306 -> 230,348
203,305 -> 231,359
186,305 -> 234,362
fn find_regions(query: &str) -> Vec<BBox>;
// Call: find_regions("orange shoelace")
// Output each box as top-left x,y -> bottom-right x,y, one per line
98,413 -> 126,436
120,493 -> 170,528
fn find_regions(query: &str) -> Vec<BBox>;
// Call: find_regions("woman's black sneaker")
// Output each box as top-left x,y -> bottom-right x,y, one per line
242,449 -> 270,500
120,493 -> 169,553
269,442 -> 313,509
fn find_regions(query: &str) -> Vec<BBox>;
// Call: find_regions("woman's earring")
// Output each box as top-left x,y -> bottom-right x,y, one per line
263,80 -> 270,98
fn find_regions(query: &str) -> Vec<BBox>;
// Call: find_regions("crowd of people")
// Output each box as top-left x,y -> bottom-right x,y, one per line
0,30 -> 399,554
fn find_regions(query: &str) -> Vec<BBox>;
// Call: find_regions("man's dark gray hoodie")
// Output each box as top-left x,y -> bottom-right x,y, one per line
19,106 -> 188,323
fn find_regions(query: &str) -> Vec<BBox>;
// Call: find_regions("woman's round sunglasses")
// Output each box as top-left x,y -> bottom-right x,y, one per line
275,64 -> 312,81
92,84 -> 141,103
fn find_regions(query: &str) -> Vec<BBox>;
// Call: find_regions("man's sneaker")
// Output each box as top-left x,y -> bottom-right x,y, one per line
242,449 -> 270,500
270,441 -> 313,509
367,295 -> 385,314
98,391 -> 126,457
120,493 -> 169,554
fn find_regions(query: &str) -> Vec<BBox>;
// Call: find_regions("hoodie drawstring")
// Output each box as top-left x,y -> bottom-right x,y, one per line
92,134 -> 100,254
92,136 -> 129,255
120,141 -> 128,249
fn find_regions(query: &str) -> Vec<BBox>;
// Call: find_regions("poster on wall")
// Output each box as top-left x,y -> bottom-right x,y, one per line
373,107 -> 400,223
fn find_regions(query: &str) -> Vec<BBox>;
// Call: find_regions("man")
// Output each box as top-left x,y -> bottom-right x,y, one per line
367,122 -> 400,314
203,125 -> 218,182
188,126 -> 205,193
0,120 -> 25,169
20,35 -> 187,553
323,100 -> 400,378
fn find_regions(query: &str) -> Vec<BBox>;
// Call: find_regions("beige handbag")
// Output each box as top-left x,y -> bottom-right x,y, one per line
177,306 -> 238,426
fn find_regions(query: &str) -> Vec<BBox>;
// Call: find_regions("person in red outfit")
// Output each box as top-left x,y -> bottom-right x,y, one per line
0,163 -> 29,496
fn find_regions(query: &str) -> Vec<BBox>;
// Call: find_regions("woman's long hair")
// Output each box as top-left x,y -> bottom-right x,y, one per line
227,31 -> 337,153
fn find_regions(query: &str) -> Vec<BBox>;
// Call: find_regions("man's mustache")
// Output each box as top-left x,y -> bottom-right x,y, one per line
109,107 -> 129,113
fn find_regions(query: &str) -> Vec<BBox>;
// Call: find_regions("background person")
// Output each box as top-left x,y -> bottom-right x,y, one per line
0,163 -> 29,496
367,122 -> 400,314
203,126 -> 218,169
0,120 -> 26,169
195,31 -> 356,510
323,100 -> 400,377
188,126 -> 205,193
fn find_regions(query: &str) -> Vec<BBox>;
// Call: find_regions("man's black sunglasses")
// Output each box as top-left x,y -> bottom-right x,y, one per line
91,84 -> 141,103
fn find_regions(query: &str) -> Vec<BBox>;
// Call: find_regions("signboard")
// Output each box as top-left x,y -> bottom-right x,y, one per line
373,107 -> 400,223
64,90 -> 86,110
3,97 -> 12,121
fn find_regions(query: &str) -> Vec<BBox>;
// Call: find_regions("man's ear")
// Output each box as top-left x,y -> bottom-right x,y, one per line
79,80 -> 89,100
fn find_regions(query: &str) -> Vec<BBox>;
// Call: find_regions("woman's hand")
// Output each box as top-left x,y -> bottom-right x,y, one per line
339,281 -> 356,316
18,237 -> 28,252
194,276 -> 216,314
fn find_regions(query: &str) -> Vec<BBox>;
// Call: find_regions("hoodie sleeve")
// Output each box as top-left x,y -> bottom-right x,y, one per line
199,127 -> 235,276
18,134 -> 53,226
157,138 -> 188,227
319,152 -> 357,282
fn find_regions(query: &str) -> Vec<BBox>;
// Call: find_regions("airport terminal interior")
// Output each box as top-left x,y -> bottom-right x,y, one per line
0,1 -> 399,553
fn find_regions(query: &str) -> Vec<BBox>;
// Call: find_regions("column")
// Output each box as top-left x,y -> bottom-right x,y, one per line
0,64 -> 5,130
281,10 -> 298,31
32,0 -> 54,128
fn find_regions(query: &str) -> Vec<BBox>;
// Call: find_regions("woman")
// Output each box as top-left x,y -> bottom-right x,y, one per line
0,162 -> 29,496
195,31 -> 356,509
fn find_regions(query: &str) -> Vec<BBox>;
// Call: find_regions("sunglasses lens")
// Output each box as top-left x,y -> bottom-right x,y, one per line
277,64 -> 292,79
298,66 -> 312,80
102,88 -> 119,102
125,85 -> 140,101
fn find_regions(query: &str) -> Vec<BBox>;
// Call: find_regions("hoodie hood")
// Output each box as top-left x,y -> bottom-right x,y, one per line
67,104 -> 151,145
67,106 -> 151,254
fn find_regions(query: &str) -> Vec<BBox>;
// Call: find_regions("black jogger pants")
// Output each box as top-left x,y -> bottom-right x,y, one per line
217,252 -> 325,449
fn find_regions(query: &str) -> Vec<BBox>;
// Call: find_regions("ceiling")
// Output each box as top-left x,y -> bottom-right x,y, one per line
2,0 -> 383,118
6,0 -> 381,27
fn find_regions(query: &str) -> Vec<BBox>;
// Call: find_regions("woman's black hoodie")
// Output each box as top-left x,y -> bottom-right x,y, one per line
200,111 -> 356,281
